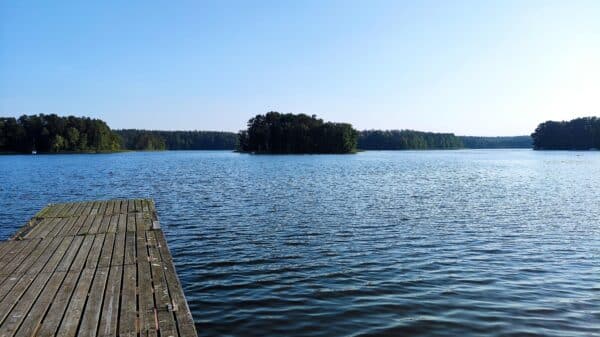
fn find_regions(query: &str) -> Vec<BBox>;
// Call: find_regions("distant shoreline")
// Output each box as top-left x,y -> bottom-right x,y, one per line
0,148 -> 542,156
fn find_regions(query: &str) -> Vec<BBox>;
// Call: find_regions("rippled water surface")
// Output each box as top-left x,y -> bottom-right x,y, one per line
0,150 -> 599,337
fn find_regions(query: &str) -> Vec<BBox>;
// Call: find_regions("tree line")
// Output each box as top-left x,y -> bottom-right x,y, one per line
531,117 -> 600,150
2,113 -> 540,154
237,112 -> 358,153
0,114 -> 121,153
115,130 -> 237,151
358,132 -> 533,150
459,136 -> 532,149
0,115 -> 239,153
358,130 -> 463,150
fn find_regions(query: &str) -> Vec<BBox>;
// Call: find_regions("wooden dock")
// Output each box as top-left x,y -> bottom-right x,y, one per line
0,199 -> 198,337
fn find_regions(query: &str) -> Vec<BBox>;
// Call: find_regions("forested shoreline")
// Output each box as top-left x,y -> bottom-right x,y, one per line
0,115 -> 121,153
531,117 -> 600,150
459,136 -> 532,149
116,130 -> 237,151
2,113 -> 543,154
359,130 -> 463,150
357,132 -> 532,150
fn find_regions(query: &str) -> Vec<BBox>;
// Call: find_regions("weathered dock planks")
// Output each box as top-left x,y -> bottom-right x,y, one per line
0,199 -> 198,337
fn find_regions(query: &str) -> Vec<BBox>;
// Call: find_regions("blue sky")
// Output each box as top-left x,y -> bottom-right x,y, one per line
1,0 -> 599,135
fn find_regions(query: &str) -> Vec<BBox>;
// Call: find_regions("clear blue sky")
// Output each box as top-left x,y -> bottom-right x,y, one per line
1,0 -> 599,135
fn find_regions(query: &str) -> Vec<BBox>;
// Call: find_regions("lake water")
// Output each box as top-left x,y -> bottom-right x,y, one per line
0,150 -> 598,337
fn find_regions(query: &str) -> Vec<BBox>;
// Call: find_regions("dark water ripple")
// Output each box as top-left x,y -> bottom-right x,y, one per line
1,150 -> 599,337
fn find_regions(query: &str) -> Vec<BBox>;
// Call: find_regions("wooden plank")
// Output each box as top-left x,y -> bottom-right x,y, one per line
112,232 -> 126,267
119,264 -> 138,337
117,213 -> 127,233
50,216 -> 77,238
96,265 -> 122,337
0,239 -> 45,277
10,271 -> 67,337
104,200 -> 115,215
109,200 -> 117,214
0,268 -> 60,335
156,232 -> 197,336
0,236 -> 73,328
126,213 -> 136,232
41,237 -> 78,274
89,201 -> 100,217
136,211 -> 145,232
56,230 -> 104,337
22,218 -> 54,239
74,202 -> 89,217
98,233 -> 115,268
63,202 -> 78,217
38,217 -> 62,238
35,270 -> 79,337
107,214 -> 119,233
113,200 -> 122,214
114,200 -> 123,214
147,231 -> 178,337
127,200 -> 136,214
124,232 -> 136,265
0,239 -> 47,301
76,266 -> 109,337
56,216 -> 78,237
85,234 -> 105,269
119,232 -> 138,330
87,215 -> 102,235
137,231 -> 158,337
55,268 -> 95,337
98,215 -> 111,233
80,202 -> 93,216
66,215 -> 87,236
45,217 -> 70,238
134,199 -> 142,212
26,238 -> 63,276
77,230 -> 112,336
0,237 -> 72,336
56,236 -> 83,272
67,203 -> 82,217
0,240 -> 19,258
97,201 -> 107,216
0,273 -> 37,327
0,239 -> 41,277
57,201 -> 76,218
54,203 -> 70,217
77,214 -> 96,236
69,235 -> 94,272
60,203 -> 75,217
0,241 -> 15,260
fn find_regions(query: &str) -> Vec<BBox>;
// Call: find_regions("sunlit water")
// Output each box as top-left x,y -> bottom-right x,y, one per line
0,150 -> 598,337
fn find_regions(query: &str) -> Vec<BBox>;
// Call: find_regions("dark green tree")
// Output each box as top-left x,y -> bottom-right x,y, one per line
0,114 -> 121,153
238,112 -> 358,154
532,117 -> 600,150
115,130 -> 237,150
358,130 -> 463,150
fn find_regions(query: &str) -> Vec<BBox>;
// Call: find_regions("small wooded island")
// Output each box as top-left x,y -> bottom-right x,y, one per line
237,112 -> 359,154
